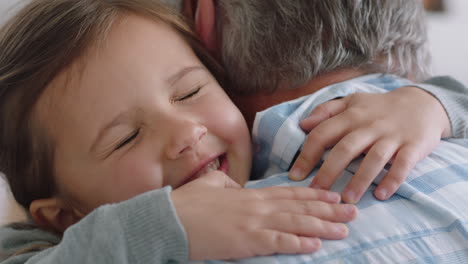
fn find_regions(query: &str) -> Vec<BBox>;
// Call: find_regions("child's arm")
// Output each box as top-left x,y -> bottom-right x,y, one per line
289,76 -> 468,203
0,172 -> 357,263
420,76 -> 468,138
1,187 -> 188,264
172,172 -> 356,260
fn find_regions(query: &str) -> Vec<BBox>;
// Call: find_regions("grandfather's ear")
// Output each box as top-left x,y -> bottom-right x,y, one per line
184,0 -> 219,56
30,198 -> 83,233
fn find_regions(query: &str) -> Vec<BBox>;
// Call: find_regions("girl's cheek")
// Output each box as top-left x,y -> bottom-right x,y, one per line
107,153 -> 165,202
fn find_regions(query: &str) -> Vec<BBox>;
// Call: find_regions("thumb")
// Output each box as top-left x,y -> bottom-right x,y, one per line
197,171 -> 242,189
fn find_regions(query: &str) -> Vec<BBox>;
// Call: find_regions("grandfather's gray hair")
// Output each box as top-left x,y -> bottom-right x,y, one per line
216,0 -> 430,95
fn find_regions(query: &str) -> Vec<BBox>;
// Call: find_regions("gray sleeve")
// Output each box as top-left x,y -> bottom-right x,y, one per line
414,76 -> 468,139
0,187 -> 189,264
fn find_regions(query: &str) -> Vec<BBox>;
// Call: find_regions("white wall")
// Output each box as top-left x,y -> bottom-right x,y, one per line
0,0 -> 22,25
427,0 -> 468,84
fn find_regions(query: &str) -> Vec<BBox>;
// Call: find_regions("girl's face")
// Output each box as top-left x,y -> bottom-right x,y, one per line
37,15 -> 252,213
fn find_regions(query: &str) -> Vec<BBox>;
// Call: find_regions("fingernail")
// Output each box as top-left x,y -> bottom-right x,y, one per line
334,224 -> 348,235
305,237 -> 321,251
344,204 -> 356,216
376,188 -> 388,200
289,168 -> 303,180
308,237 -> 321,247
343,190 -> 357,204
327,192 -> 341,203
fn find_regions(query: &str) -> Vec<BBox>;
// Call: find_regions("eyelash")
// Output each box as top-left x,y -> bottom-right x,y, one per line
174,87 -> 202,102
112,87 -> 202,151
115,129 -> 140,150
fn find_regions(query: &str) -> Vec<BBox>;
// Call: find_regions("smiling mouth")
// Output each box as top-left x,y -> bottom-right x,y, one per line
181,154 -> 228,186
194,157 -> 221,179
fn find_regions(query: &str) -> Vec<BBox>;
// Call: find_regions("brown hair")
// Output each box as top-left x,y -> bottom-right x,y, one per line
0,0 -> 223,211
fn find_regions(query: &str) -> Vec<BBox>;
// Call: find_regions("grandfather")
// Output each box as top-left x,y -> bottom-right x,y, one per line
182,0 -> 468,262
181,0 -> 468,203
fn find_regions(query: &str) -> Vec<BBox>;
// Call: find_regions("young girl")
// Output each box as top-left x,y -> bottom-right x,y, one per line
0,0 -> 357,262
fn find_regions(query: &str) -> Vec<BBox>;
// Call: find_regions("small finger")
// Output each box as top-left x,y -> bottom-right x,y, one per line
290,114 -> 353,181
272,201 -> 357,222
342,140 -> 398,203
310,129 -> 376,190
289,140 -> 324,181
267,213 -> 350,240
300,99 -> 347,131
374,144 -> 421,200
253,231 -> 322,256
253,187 -> 341,203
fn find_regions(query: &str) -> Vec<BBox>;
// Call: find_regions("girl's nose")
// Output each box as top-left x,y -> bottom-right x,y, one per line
165,120 -> 207,160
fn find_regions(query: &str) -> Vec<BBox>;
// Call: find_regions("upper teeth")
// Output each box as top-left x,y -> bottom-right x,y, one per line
197,158 -> 220,177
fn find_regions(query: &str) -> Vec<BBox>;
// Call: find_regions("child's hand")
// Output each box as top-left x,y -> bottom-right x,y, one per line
289,87 -> 451,203
172,171 -> 357,260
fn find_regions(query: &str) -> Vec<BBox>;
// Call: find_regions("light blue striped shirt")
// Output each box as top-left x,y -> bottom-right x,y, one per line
195,74 -> 468,263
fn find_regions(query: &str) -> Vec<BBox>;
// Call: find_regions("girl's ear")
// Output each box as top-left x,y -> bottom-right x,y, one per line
184,0 -> 219,56
30,198 -> 83,233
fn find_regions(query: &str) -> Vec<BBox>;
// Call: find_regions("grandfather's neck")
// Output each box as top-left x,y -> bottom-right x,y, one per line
232,69 -> 366,129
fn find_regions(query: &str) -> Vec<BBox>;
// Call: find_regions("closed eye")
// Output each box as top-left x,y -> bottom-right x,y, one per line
115,129 -> 139,150
175,87 -> 201,102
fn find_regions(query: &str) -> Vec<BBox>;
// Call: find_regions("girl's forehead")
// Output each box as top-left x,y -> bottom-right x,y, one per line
42,14 -> 196,97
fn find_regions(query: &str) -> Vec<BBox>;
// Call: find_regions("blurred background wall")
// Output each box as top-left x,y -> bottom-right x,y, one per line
0,0 -> 22,25
426,0 -> 468,84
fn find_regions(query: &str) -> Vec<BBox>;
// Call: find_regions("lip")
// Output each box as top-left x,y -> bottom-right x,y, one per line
179,153 -> 228,187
